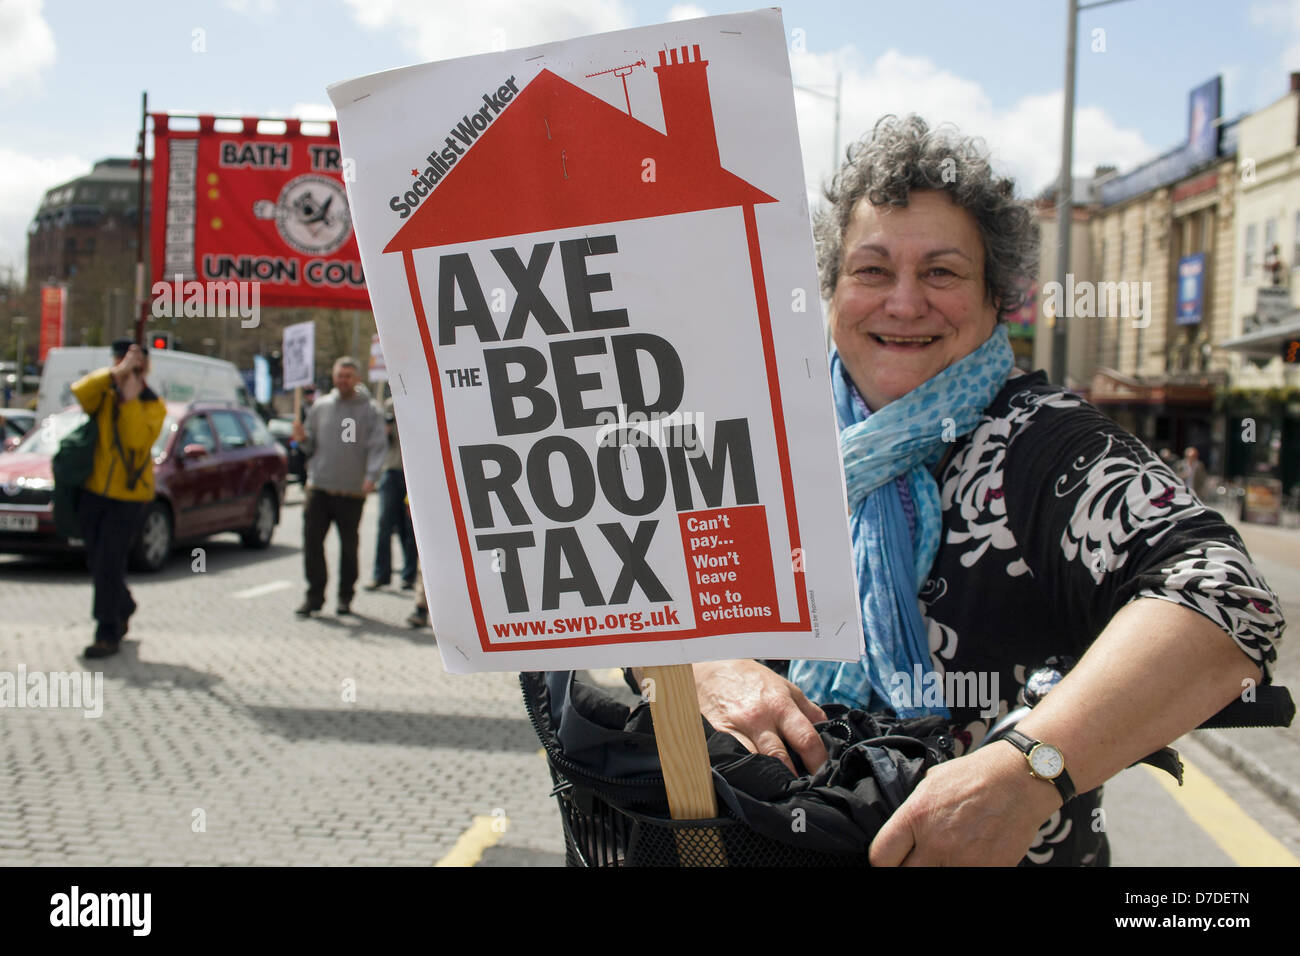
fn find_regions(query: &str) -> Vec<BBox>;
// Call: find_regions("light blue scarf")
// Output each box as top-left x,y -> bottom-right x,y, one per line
788,326 -> 1013,717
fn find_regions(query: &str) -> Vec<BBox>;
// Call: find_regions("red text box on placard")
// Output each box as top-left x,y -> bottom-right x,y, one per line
678,505 -> 778,635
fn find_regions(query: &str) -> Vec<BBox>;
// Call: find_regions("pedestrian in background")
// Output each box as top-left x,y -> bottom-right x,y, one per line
407,569 -> 429,629
291,357 -> 387,617
73,340 -> 165,658
1180,446 -> 1211,500
366,396 -> 418,592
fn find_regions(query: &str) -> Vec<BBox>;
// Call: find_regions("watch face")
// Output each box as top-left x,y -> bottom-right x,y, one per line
1028,744 -> 1064,779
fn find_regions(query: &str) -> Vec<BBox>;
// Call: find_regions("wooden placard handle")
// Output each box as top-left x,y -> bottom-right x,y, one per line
641,663 -> 727,866
642,664 -> 717,819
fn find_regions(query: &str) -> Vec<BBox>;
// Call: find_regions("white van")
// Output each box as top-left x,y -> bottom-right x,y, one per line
37,347 -> 254,420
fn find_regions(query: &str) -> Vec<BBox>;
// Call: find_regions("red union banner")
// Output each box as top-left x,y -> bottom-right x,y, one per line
38,285 -> 65,362
149,113 -> 369,310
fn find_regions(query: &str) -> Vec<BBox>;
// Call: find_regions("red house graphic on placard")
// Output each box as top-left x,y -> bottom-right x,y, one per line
385,44 -> 810,651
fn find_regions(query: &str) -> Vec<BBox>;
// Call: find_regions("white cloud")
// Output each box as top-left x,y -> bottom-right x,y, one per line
667,4 -> 707,21
790,46 -> 1156,201
224,0 -> 277,15
341,0 -> 634,60
1249,0 -> 1300,104
0,148 -> 89,278
0,0 -> 56,95
330,6 -> 1155,204
286,102 -> 337,121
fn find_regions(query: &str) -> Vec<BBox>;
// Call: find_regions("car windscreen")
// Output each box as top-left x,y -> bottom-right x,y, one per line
152,414 -> 180,458
14,408 -> 178,459
16,408 -> 86,456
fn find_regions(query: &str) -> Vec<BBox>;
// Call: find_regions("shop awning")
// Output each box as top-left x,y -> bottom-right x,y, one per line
1089,367 -> 1217,406
1218,311 -> 1300,359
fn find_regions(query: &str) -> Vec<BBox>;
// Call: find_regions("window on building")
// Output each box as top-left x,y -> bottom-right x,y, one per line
1140,224 -> 1148,269
1293,211 -> 1300,269
1245,223 -> 1257,279
1263,217 -> 1279,280
1119,232 -> 1126,273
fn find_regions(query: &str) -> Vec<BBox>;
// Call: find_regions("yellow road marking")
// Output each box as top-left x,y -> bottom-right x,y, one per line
434,815 -> 509,867
1144,760 -> 1299,866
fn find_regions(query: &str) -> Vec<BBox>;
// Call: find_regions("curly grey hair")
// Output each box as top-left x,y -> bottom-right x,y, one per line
814,114 -> 1038,319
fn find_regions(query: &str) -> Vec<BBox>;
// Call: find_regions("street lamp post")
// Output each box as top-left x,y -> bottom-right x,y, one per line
12,315 -> 27,403
1052,0 -> 1136,387
794,70 -> 844,176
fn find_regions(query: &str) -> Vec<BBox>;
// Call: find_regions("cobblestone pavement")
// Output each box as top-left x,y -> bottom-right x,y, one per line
1,484 -> 565,866
2,487 -> 1298,867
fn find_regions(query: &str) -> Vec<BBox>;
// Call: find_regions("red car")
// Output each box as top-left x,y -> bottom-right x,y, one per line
0,401 -> 287,571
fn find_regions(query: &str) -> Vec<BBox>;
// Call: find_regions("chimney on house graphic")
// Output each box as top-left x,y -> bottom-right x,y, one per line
381,43 -> 776,252
380,43 -> 810,648
654,44 -> 721,168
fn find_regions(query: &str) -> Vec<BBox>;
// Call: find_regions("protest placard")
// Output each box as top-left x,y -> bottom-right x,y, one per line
369,333 -> 388,382
330,8 -> 862,676
281,320 -> 315,390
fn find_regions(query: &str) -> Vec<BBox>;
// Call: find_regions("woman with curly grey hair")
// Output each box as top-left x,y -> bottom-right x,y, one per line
690,115 -> 1281,865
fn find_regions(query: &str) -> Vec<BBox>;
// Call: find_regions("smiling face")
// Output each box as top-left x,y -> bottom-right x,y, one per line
829,189 -> 1000,411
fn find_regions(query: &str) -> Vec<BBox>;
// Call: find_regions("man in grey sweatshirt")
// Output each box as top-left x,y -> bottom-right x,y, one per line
291,356 -> 388,616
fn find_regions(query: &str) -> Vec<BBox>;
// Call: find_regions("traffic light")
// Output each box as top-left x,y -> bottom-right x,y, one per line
268,350 -> 283,392
149,331 -> 173,350
1283,339 -> 1300,365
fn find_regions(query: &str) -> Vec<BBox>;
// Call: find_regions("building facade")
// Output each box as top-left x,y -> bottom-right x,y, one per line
1031,77 -> 1238,481
25,158 -> 150,346
1222,77 -> 1300,498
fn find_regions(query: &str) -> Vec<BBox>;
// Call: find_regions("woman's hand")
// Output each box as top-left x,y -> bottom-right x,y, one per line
691,659 -> 828,774
869,737 -> 1061,866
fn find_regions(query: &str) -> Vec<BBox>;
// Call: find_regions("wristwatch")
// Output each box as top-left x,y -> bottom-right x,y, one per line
1001,730 -> 1076,805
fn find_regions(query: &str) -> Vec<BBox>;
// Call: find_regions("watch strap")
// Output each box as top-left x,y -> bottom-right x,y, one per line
1001,730 -> 1076,804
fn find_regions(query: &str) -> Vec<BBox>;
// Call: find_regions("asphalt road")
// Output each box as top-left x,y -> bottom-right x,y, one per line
1,484 -> 1297,866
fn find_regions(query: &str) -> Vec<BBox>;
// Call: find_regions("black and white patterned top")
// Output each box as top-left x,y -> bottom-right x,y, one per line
920,371 -> 1283,864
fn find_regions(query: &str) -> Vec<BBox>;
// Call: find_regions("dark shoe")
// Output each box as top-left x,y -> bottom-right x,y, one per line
83,641 -> 120,660
406,607 -> 429,628
295,602 -> 321,618
400,579 -> 416,591
363,580 -> 386,591
337,603 -> 353,616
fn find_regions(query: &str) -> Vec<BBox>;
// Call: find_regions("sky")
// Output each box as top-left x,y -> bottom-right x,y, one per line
4,0 -> 1300,280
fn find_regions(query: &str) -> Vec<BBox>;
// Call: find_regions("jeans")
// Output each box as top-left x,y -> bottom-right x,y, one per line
372,469 -> 417,585
303,486 -> 366,607
79,490 -> 145,643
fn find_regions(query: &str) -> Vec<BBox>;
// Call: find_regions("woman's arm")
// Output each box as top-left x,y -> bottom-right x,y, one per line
869,596 -> 1262,866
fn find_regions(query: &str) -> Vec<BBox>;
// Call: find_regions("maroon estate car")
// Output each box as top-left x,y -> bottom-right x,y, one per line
0,401 -> 287,571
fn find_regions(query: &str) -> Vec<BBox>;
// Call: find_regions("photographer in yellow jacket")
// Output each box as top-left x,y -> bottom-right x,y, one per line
71,339 -> 166,659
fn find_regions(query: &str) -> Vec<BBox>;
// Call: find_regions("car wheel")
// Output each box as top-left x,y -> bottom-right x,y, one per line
130,501 -> 173,572
241,488 -> 277,549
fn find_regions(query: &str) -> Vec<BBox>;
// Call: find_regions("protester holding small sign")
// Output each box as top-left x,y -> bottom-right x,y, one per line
292,356 -> 387,617
692,115 -> 1283,866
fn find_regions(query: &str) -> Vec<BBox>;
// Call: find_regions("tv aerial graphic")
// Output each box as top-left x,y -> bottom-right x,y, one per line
585,58 -> 648,115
